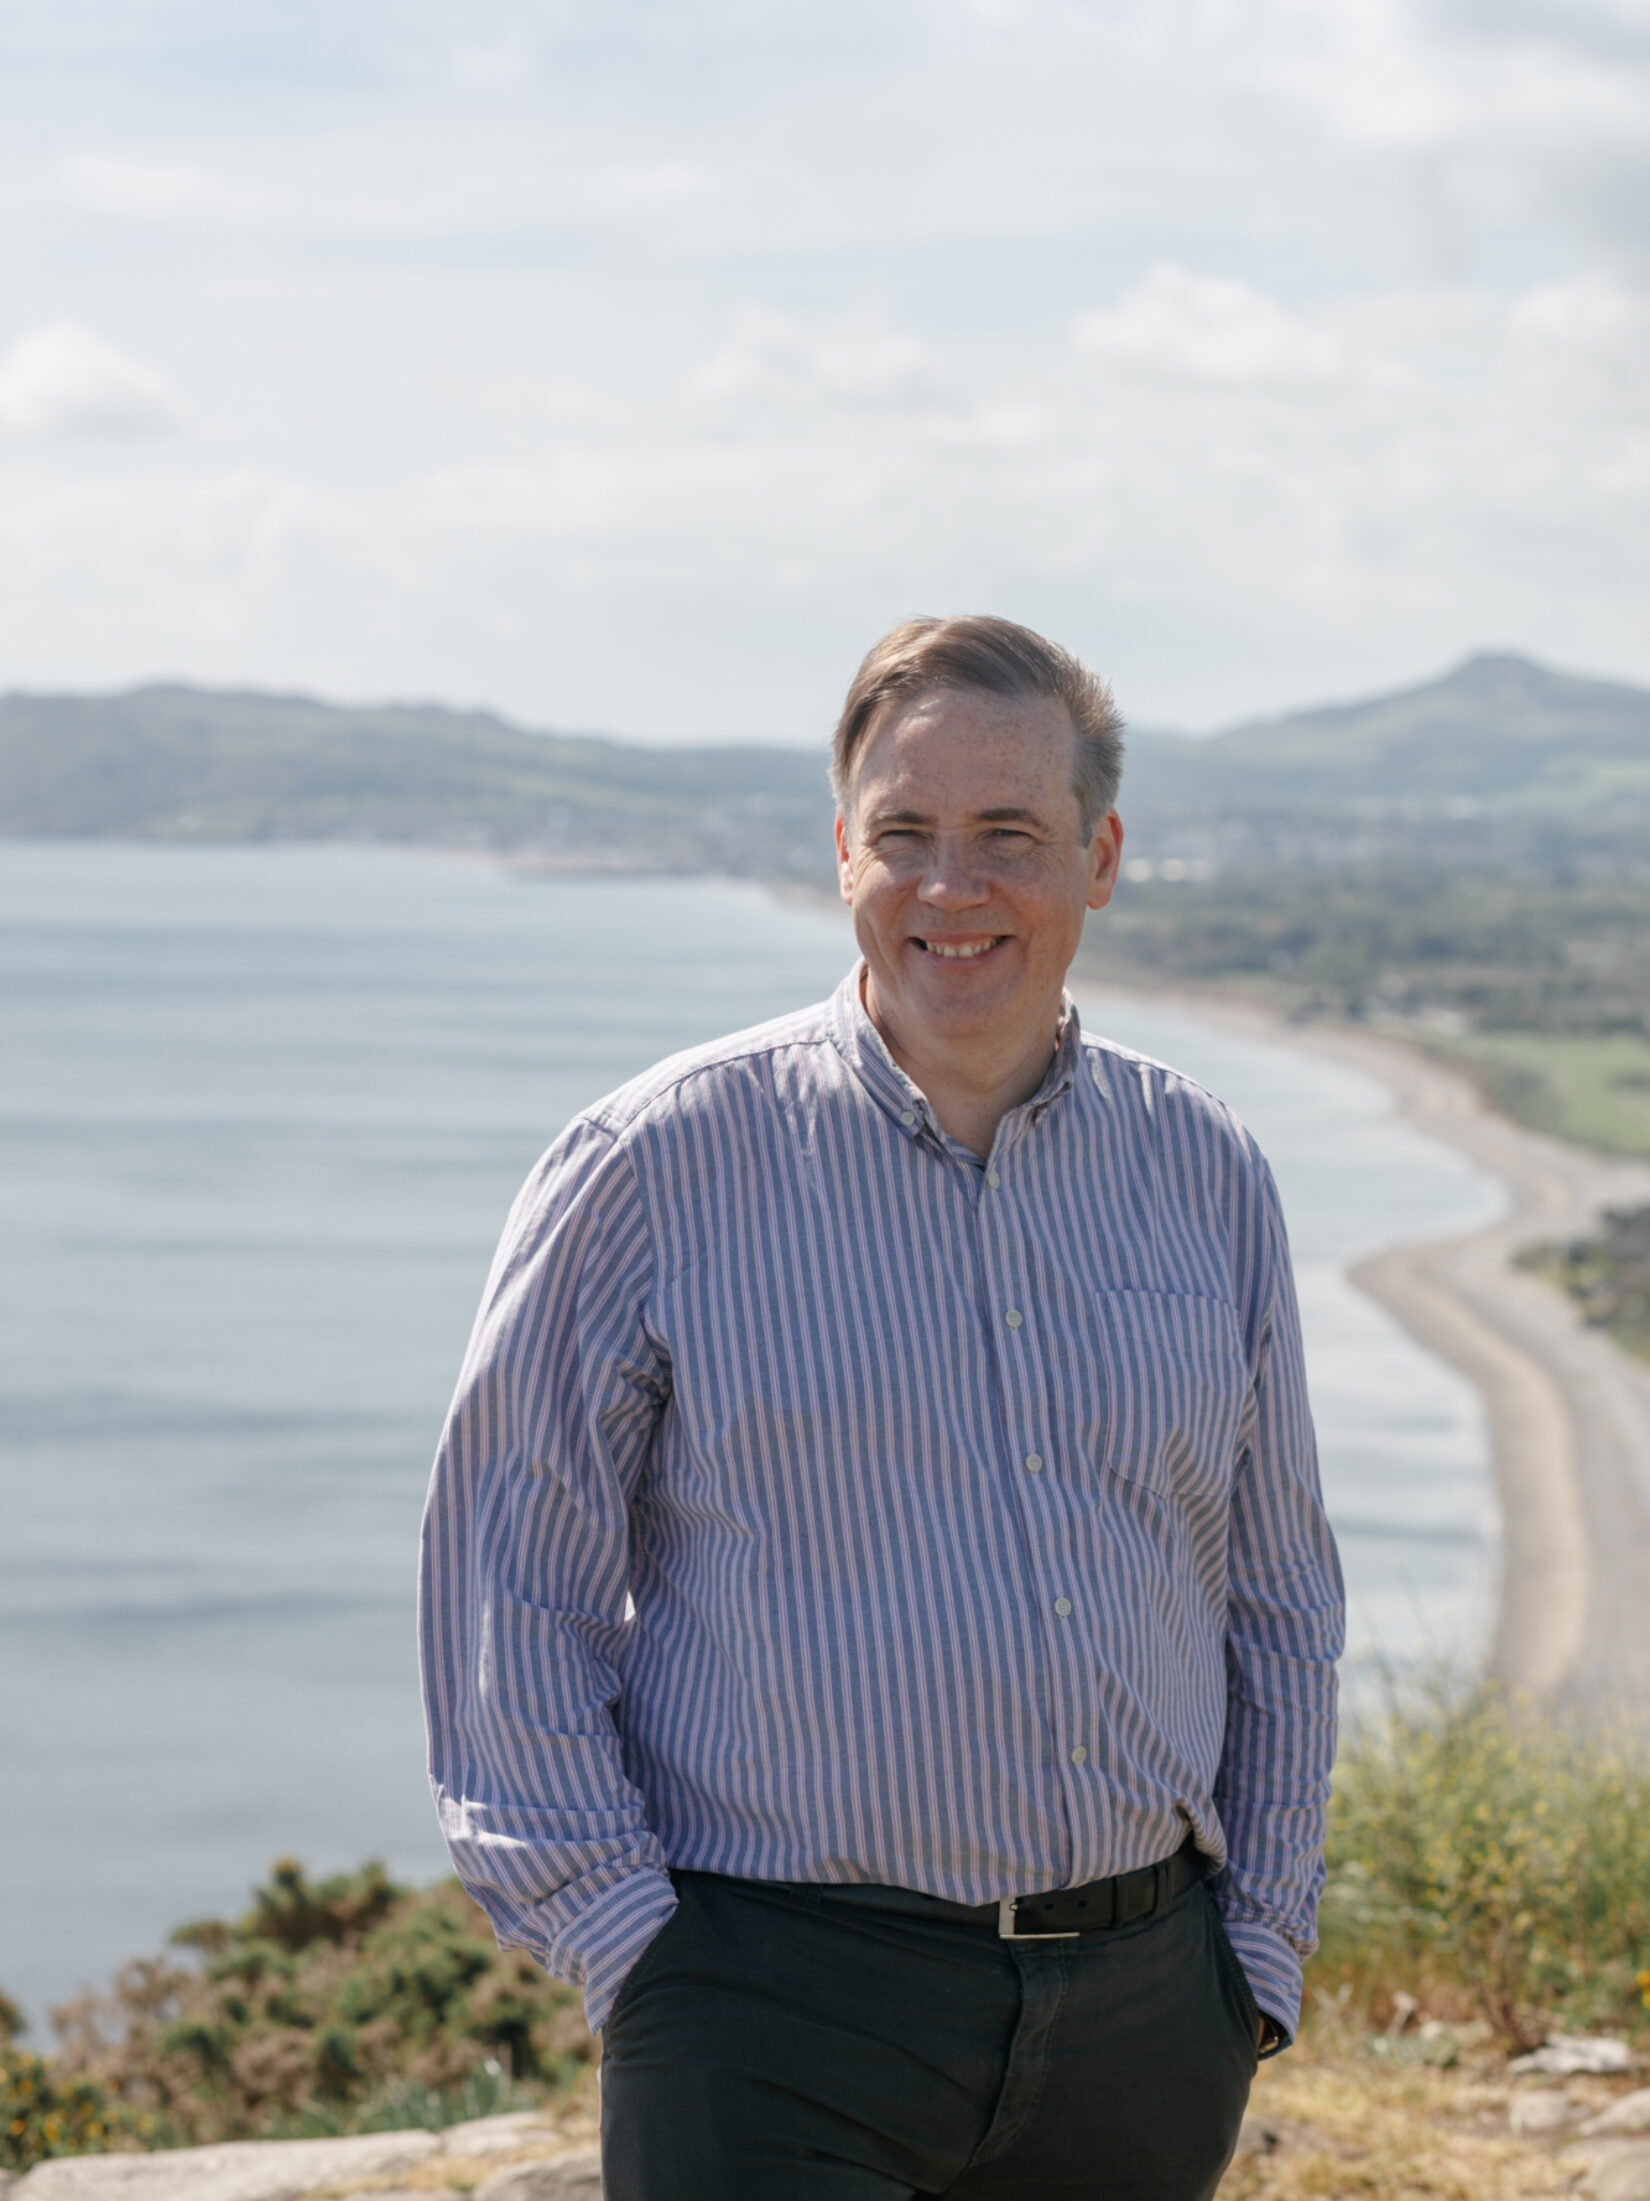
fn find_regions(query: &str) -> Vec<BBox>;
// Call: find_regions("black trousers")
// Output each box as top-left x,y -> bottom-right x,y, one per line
600,1869 -> 1259,2199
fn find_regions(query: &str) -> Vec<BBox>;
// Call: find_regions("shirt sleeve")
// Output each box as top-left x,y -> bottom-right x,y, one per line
1212,1152 -> 1346,2045
418,1113 -> 677,2034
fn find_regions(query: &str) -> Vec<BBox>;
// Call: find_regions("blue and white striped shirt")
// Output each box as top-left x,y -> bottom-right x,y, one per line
419,968 -> 1343,2037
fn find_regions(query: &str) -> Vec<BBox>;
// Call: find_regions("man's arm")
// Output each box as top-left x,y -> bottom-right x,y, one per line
1213,1154 -> 1346,2051
418,1114 -> 675,2034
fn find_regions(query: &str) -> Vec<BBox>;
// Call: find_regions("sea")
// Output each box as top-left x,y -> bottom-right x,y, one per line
0,843 -> 1504,2030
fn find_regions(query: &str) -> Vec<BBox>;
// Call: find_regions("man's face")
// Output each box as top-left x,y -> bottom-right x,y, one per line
835,686 -> 1122,1062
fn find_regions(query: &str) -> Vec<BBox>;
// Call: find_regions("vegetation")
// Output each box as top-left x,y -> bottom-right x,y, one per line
1,1858 -> 593,2169
1517,1205 -> 1650,1363
2,1994 -> 110,2175
1081,867 -> 1650,1156
1316,1674 -> 1650,2047
6,1687 -> 1648,2173
0,684 -> 836,882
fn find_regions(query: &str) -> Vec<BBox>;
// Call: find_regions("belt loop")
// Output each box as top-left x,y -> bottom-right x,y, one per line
1153,1856 -> 1170,1916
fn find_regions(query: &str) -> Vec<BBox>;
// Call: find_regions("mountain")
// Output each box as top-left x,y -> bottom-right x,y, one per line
0,683 -> 838,882
3,652 -> 1648,882
1118,653 -> 1650,871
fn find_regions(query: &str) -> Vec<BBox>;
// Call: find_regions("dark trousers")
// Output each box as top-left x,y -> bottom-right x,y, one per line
600,1869 -> 1259,2199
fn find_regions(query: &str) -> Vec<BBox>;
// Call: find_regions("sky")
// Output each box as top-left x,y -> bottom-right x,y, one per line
1,0 -> 1647,743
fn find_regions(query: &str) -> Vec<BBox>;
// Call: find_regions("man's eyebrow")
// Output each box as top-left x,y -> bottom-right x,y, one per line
864,803 -> 1049,828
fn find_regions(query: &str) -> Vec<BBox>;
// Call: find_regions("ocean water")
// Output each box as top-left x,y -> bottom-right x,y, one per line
0,844 -> 1501,2028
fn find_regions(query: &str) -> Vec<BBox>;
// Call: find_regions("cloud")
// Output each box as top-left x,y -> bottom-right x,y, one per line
689,305 -> 948,416
1074,266 -> 1345,388
0,322 -> 178,437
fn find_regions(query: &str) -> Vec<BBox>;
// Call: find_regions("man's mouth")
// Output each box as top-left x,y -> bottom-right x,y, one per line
916,936 -> 1005,960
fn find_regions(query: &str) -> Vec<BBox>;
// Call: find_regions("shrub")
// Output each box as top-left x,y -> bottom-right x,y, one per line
1316,1673 -> 1650,2045
1,2049 -> 111,2174
43,1858 -> 594,2153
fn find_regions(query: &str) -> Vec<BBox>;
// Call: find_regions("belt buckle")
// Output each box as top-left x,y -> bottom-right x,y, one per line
997,1897 -> 1079,1942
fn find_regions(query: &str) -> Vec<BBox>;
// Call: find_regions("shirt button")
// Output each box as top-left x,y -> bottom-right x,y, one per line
1024,1452 -> 1043,1474
1004,1308 -> 1023,1330
1070,1745 -> 1088,1766
899,1110 -> 916,1128
1053,1597 -> 1072,1617
985,1169 -> 1000,1188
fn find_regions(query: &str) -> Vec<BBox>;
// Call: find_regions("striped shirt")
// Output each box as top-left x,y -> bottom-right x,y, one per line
419,967 -> 1344,2038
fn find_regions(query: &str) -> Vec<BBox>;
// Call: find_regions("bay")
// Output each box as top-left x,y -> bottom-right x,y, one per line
0,844 -> 1499,2027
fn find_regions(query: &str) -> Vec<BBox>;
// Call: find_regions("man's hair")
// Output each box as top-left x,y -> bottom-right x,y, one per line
830,614 -> 1125,834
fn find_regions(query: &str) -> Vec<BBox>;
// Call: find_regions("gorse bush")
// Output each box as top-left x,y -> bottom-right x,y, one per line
1,2000 -> 111,2175
34,1858 -> 593,2159
1317,1674 -> 1650,2045
1,2049 -> 111,2174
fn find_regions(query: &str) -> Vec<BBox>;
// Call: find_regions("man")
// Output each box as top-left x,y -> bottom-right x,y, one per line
420,615 -> 1344,2199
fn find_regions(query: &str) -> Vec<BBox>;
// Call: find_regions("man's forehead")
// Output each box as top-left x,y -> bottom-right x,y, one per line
850,694 -> 1081,821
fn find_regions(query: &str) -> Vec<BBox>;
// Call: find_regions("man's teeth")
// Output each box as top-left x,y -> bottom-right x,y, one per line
923,939 -> 997,959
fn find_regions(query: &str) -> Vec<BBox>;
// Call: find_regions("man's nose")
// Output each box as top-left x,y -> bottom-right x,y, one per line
916,837 -> 993,907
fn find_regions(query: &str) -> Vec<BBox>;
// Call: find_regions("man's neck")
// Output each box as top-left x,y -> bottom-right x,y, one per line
863,974 -> 1065,1161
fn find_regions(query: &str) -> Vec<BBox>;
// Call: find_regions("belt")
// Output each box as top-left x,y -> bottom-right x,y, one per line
811,1840 -> 1204,1941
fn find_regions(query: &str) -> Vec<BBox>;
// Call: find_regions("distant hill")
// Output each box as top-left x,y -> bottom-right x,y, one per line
0,683 -> 838,882
4,652 -> 1648,881
1121,653 -> 1650,872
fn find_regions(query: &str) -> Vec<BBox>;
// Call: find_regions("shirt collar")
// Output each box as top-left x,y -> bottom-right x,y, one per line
827,962 -> 1083,1149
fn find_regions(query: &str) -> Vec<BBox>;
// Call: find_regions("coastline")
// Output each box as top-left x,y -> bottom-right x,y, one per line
1081,983 -> 1650,1698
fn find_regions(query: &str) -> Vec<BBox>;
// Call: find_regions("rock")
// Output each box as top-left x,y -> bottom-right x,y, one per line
1560,2138 -> 1650,2199
1509,2088 -> 1574,2136
1509,2034 -> 1641,2079
1583,2091 -> 1650,2139
474,2152 -> 603,2200
438,2112 -> 565,2158
10,2130 -> 441,2201
1589,2146 -> 1650,2201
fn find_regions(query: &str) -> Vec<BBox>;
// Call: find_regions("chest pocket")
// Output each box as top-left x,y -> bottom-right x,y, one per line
1094,1288 -> 1251,1505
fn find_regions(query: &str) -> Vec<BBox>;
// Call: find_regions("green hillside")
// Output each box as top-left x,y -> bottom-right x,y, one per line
0,684 -> 837,882
1121,652 -> 1650,868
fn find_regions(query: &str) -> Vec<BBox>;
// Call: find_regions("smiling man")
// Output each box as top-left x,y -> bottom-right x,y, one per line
420,616 -> 1344,2201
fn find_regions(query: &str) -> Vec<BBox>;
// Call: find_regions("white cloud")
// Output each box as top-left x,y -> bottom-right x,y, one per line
1074,266 -> 1346,387
61,152 -> 221,220
0,2 -> 1648,730
689,306 -> 948,415
0,323 -> 178,437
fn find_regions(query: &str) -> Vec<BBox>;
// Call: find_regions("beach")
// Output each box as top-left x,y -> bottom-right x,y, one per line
1128,992 -> 1650,1700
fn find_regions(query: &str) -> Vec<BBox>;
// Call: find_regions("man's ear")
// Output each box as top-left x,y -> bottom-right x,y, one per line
835,811 -> 855,906
1085,812 -> 1124,912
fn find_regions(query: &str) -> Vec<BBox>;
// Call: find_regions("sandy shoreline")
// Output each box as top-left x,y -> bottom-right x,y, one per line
1089,989 -> 1650,1698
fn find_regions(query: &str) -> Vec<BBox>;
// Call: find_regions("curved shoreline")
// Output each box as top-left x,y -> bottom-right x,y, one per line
1086,988 -> 1650,1696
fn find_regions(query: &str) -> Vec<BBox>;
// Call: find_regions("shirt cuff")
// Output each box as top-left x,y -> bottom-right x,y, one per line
542,1864 -> 679,2035
1215,1912 -> 1303,2048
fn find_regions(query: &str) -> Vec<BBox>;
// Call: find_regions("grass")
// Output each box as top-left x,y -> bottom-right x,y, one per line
1430,1033 -> 1650,1158
1224,2016 -> 1590,2199
1314,1673 -> 1650,2047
